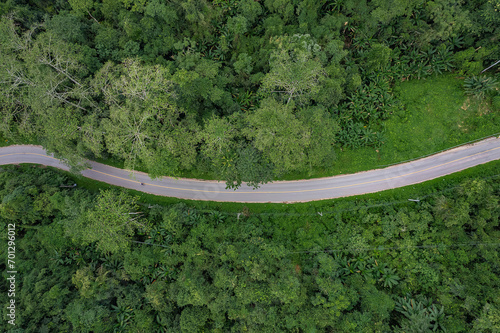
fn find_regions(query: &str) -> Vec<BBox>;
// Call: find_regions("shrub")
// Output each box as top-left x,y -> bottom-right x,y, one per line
463,75 -> 498,99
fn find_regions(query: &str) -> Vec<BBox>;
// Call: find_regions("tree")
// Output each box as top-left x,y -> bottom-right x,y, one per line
170,0 -> 217,38
358,283 -> 394,325
227,15 -> 248,40
68,0 -> 96,17
93,58 -> 186,174
298,106 -> 339,171
238,0 -> 263,25
66,190 -> 149,254
233,52 -> 253,75
180,306 -> 210,332
260,34 -> 327,105
46,12 -> 88,44
473,303 -> 500,332
101,103 -> 157,173
221,143 -> 274,189
362,43 -> 392,72
310,276 -> 354,322
93,58 -> 177,124
421,0 -> 472,44
245,98 -> 311,174
263,0 -> 296,23
23,30 -> 94,111
314,39 -> 348,107
199,115 -> 236,162
65,288 -> 114,331
0,16 -> 100,168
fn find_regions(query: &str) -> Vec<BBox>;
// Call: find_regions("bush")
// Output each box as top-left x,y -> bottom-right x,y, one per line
463,75 -> 498,99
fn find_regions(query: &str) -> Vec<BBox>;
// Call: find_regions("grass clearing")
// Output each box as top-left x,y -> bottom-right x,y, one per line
382,74 -> 499,161
283,74 -> 499,180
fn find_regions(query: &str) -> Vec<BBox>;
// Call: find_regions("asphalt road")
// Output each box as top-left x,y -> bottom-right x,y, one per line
1,138 -> 500,203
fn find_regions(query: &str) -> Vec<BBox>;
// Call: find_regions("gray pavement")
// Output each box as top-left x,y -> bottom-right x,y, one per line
1,138 -> 499,203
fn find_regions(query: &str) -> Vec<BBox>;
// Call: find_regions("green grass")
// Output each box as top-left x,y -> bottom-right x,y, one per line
281,74 -> 500,180
382,74 -> 499,161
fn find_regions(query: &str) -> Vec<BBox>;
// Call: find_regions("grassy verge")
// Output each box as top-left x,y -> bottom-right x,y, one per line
33,159 -> 500,215
282,74 -> 500,180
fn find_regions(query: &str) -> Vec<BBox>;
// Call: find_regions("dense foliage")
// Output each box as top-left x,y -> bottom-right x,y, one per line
0,0 -> 499,187
1,165 -> 500,332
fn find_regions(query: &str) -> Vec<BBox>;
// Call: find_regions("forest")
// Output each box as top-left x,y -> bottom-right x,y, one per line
0,163 -> 499,332
1,0 -> 500,331
0,0 -> 499,187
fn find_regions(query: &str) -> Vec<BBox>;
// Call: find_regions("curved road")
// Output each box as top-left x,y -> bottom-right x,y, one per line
1,138 -> 500,203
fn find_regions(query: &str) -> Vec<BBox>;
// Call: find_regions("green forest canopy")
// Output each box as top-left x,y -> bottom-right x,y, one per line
1,2 -> 500,332
0,0 -> 499,188
0,163 -> 499,331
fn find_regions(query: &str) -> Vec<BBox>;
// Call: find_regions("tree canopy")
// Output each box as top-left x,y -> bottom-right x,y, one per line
1,163 -> 499,331
0,0 -> 497,188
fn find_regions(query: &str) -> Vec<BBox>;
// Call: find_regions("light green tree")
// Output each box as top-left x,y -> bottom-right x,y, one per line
246,98 -> 311,174
261,34 -> 327,105
199,115 -> 236,162
473,303 -> 500,332
67,190 -> 149,254
93,58 -> 188,175
299,106 -> 339,170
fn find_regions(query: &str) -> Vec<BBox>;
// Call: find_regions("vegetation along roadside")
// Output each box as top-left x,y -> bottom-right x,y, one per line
0,0 -> 498,188
0,160 -> 499,331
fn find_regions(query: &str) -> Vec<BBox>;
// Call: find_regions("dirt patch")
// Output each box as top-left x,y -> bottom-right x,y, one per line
461,98 -> 470,111
457,121 -> 468,133
477,101 -> 491,116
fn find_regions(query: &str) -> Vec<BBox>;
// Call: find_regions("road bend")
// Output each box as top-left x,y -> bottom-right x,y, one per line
1,138 -> 499,203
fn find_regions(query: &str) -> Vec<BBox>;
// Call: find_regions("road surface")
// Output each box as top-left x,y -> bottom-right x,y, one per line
1,138 -> 499,203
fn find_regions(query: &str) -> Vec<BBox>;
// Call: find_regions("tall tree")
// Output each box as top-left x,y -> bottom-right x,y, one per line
260,34 -> 327,105
245,98 -> 311,174
0,16 -> 100,167
199,115 -> 236,163
93,58 -> 195,175
299,105 -> 340,171
66,190 -> 149,254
